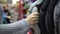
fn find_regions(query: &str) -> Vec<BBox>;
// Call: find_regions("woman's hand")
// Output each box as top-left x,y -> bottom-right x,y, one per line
25,12 -> 39,26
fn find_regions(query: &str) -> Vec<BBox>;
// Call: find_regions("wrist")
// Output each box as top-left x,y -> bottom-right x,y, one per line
25,19 -> 32,26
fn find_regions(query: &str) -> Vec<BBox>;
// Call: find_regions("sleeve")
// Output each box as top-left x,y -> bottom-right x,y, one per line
0,19 -> 30,34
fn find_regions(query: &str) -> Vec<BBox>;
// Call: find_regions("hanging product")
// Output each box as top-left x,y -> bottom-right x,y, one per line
36,0 -> 50,34
54,0 -> 60,34
28,0 -> 59,34
28,0 -> 44,34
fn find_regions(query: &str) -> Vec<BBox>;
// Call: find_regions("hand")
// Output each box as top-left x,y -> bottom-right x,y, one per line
25,12 -> 39,26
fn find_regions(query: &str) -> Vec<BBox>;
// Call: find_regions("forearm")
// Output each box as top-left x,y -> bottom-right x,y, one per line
0,19 -> 29,34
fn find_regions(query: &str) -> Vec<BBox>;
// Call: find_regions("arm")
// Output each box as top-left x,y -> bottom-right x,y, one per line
0,19 -> 29,34
0,12 -> 39,34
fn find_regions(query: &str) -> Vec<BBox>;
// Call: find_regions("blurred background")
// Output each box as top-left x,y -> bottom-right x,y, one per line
0,0 -> 36,34
0,0 -> 36,24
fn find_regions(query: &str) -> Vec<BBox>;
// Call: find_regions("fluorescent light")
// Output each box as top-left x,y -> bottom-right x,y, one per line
12,0 -> 19,4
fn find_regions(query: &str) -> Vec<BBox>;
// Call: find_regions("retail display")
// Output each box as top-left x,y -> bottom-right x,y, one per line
0,0 -> 60,34
28,0 -> 60,34
54,0 -> 60,34
45,0 -> 58,34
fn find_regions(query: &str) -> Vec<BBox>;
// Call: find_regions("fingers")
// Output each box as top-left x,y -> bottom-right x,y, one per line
32,12 -> 39,16
31,14 -> 39,20
31,12 -> 39,18
31,21 -> 39,25
25,12 -> 39,26
31,16 -> 39,18
31,12 -> 39,22
34,21 -> 39,24
32,17 -> 39,21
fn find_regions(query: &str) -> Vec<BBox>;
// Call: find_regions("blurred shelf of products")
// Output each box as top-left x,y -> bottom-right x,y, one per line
0,0 -> 36,24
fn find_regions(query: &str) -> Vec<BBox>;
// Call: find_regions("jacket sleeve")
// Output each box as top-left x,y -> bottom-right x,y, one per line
0,19 -> 29,34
